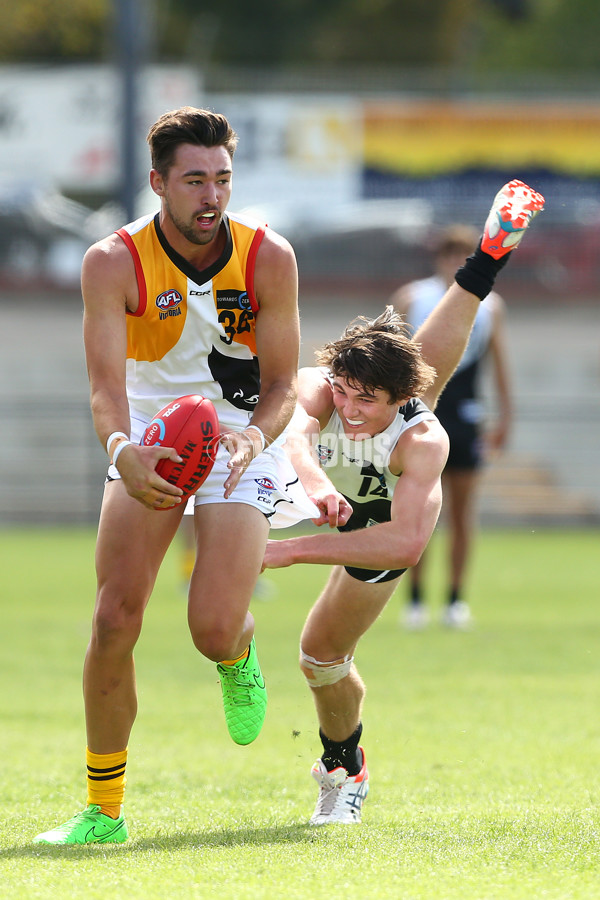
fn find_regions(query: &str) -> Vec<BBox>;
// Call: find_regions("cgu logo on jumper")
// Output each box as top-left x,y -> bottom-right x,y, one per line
156,290 -> 183,320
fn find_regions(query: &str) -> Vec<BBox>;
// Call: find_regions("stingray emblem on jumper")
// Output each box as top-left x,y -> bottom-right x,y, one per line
208,347 -> 260,412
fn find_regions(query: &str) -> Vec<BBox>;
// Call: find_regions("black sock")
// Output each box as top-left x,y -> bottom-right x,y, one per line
455,241 -> 510,300
448,588 -> 460,605
410,584 -> 422,604
319,723 -> 363,776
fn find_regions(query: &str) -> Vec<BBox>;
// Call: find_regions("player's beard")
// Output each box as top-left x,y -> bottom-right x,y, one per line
165,197 -> 222,246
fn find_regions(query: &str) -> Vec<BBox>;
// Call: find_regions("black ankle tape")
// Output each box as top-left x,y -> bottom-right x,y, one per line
454,241 -> 510,301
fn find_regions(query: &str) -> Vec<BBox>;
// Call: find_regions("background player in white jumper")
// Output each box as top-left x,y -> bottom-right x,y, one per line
391,224 -> 513,629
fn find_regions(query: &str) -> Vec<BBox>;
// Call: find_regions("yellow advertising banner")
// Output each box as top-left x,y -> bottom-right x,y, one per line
364,100 -> 600,176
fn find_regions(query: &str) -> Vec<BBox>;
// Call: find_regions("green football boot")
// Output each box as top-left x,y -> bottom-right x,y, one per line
217,638 -> 267,745
33,804 -> 128,845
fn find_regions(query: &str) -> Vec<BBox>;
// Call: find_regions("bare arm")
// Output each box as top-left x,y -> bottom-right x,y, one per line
82,238 -> 131,446
222,228 -> 300,496
82,236 -> 183,509
388,283 -> 414,321
251,228 -> 300,438
484,295 -> 513,455
282,368 -> 353,527
263,420 -> 448,570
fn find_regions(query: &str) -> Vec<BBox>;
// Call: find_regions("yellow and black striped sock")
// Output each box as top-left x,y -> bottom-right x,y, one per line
86,747 -> 127,819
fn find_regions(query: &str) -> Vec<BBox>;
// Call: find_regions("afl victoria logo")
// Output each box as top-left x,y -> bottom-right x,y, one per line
255,477 -> 275,491
156,290 -> 183,310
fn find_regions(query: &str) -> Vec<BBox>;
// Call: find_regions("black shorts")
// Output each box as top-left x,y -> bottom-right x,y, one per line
338,497 -> 407,584
441,419 -> 483,470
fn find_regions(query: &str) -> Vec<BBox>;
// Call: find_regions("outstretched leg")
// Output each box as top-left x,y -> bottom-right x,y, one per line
415,180 -> 544,410
300,567 -> 401,824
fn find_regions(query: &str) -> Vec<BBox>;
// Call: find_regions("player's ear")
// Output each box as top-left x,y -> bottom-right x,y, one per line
150,169 -> 165,197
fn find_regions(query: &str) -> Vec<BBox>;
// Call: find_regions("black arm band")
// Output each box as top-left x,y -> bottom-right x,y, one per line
454,241 -> 510,301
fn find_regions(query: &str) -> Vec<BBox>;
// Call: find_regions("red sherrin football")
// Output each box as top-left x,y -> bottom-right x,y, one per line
141,395 -> 219,506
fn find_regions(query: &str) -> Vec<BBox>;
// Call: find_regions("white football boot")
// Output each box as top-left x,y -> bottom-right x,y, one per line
309,748 -> 369,825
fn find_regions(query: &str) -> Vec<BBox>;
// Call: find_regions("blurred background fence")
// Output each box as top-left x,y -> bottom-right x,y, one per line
0,0 -> 599,525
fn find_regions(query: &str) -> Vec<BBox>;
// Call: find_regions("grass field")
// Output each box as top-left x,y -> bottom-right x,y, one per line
1,525 -> 600,899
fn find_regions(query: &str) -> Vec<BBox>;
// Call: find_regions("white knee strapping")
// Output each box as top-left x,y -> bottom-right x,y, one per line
300,649 -> 353,687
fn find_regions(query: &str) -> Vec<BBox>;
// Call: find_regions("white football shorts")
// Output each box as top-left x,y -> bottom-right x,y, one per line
107,415 -> 319,530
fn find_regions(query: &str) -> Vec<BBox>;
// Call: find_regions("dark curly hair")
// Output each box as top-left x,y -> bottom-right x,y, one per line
315,306 -> 436,403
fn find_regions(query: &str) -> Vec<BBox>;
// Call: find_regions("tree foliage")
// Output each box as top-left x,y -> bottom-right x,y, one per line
0,0 -> 111,62
476,0 -> 600,71
1,0 -> 600,74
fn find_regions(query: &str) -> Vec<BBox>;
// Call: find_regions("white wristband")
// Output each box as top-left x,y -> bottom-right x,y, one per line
246,424 -> 266,454
111,439 -> 133,467
106,431 -> 129,457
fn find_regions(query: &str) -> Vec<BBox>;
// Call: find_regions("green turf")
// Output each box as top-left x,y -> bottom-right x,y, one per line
1,526 -> 599,899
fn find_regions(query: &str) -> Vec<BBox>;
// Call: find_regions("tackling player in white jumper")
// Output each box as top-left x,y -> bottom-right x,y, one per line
263,180 -> 545,825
